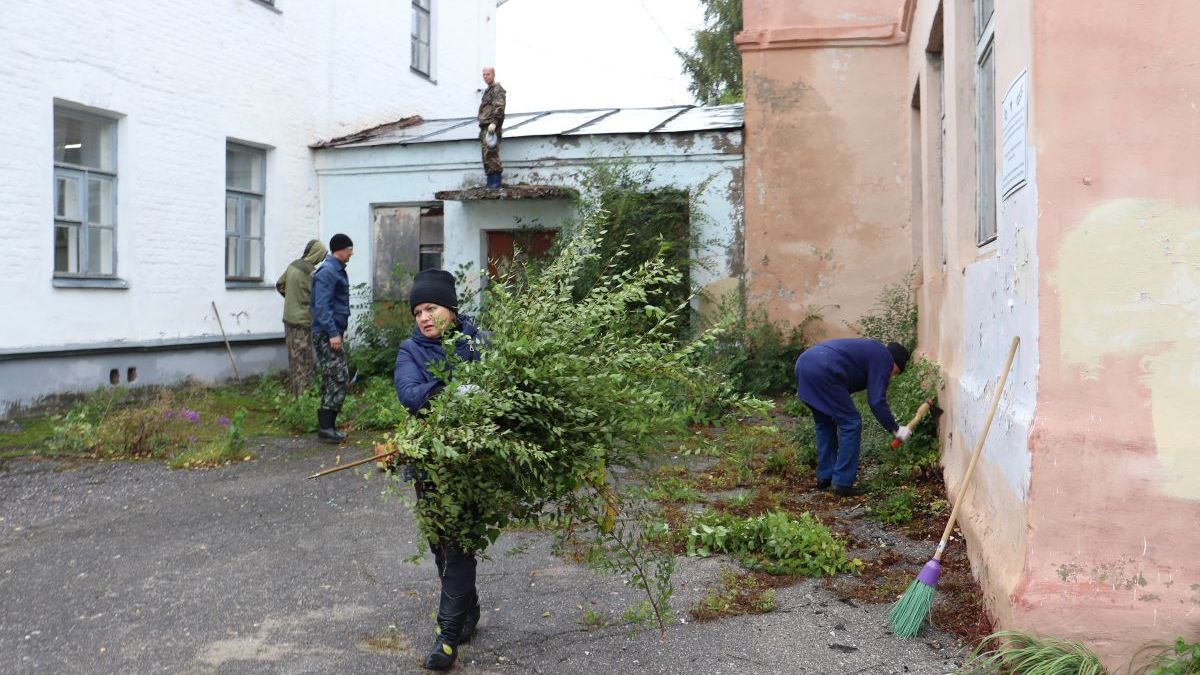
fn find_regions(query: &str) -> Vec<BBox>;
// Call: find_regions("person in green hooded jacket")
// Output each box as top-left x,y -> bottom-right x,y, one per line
275,239 -> 327,395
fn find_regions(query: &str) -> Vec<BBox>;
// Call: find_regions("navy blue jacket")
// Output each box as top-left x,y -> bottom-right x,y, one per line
393,316 -> 484,415
310,254 -> 350,338
794,338 -> 899,432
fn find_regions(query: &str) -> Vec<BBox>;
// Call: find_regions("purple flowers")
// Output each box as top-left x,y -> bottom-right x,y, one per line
164,409 -> 200,423
217,416 -> 231,427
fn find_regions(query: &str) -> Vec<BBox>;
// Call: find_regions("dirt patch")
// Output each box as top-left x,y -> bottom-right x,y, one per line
627,412 -> 992,647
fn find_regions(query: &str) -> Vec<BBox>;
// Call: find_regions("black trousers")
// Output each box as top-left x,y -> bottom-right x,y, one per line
430,538 -> 476,597
415,481 -> 477,597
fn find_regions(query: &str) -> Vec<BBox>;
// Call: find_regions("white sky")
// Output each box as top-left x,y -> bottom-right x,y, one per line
495,0 -> 705,113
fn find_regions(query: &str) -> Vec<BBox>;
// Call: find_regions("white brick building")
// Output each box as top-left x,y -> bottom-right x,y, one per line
0,0 -> 496,418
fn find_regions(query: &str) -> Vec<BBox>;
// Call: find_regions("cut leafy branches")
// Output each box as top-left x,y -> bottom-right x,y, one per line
384,205 -> 763,634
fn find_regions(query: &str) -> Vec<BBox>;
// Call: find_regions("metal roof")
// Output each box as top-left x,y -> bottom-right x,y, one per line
313,103 -> 743,150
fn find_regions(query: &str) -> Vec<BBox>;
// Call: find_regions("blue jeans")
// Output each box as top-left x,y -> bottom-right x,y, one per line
808,405 -> 863,488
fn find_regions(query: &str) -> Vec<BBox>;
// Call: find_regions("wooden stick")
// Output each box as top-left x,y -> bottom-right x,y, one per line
891,399 -> 934,449
211,301 -> 242,382
308,449 -> 398,480
933,335 -> 1020,562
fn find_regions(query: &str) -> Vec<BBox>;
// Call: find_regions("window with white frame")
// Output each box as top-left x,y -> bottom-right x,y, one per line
411,0 -> 431,76
54,107 -> 117,276
975,0 -> 996,245
225,142 -> 265,280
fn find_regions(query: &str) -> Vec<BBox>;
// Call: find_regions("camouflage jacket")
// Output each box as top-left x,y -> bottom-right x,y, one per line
478,83 -> 506,129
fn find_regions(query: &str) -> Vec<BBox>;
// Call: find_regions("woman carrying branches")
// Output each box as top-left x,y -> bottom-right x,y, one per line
393,269 -> 485,671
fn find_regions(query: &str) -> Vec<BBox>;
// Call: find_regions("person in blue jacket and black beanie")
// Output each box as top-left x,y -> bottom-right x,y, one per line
794,338 -> 911,497
393,269 -> 484,671
310,233 -> 354,444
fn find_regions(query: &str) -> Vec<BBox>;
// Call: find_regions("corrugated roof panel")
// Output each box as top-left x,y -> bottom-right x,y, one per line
653,103 -> 744,133
564,106 -> 689,136
503,110 -> 616,138
314,105 -> 743,149
411,113 -> 544,144
337,118 -> 468,147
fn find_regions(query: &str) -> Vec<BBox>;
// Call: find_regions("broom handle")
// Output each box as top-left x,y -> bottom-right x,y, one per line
933,335 -> 1020,562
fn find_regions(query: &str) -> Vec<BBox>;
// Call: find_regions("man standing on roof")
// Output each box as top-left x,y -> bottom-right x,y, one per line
794,338 -> 912,497
478,66 -> 506,189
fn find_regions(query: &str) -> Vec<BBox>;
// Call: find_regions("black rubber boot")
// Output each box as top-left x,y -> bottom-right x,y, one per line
316,408 -> 345,444
459,591 -> 480,643
423,591 -> 476,670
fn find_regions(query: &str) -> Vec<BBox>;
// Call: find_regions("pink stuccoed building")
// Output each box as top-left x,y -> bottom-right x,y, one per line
739,0 -> 1200,666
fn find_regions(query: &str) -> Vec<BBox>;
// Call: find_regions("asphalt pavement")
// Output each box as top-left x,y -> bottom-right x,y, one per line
0,437 -> 964,674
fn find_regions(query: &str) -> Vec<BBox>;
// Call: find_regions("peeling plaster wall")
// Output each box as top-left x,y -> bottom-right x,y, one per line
740,0 -> 912,336
1016,1 -> 1200,664
905,0 -> 1040,632
314,131 -> 744,318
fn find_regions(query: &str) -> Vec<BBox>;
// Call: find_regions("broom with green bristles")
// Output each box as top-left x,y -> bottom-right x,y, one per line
889,335 -> 1020,638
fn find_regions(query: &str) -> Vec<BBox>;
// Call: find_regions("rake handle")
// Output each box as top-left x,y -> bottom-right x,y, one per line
933,336 -> 1020,562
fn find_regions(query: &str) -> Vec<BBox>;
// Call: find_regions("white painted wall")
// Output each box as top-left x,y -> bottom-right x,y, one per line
313,130 -> 744,326
0,0 -> 495,351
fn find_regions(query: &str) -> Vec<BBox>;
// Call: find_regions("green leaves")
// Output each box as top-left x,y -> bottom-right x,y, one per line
387,203 -> 755,572
686,510 -> 860,578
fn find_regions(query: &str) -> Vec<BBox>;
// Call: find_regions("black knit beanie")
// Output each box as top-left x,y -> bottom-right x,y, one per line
409,269 -> 458,313
329,233 -> 354,252
887,342 -> 910,373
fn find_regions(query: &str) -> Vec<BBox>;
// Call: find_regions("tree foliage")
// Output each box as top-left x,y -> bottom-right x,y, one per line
677,0 -> 743,105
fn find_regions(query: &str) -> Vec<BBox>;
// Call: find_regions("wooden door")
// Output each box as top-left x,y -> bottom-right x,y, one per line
485,230 -> 557,279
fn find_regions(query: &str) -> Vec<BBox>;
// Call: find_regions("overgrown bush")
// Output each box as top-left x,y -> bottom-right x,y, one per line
566,163 -> 693,338
708,299 -> 822,396
851,267 -> 918,351
686,510 -> 860,577
860,356 -> 942,485
342,376 -> 408,430
349,280 -> 416,380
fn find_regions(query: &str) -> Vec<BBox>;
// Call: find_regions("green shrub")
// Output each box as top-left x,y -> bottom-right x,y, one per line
708,299 -> 821,396
962,631 -> 1107,675
343,377 -> 407,430
263,378 -> 321,432
349,279 -> 416,380
857,356 -> 942,485
567,163 -> 693,338
851,267 -> 917,351
687,510 -> 860,577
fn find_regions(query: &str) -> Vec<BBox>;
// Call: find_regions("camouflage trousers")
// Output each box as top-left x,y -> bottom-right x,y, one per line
311,333 -> 349,411
480,128 -> 502,174
284,323 -> 315,396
